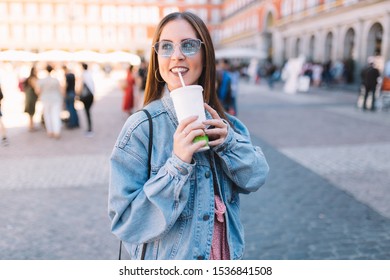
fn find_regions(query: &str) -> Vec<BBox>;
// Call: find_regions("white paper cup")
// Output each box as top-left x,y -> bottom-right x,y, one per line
170,85 -> 209,152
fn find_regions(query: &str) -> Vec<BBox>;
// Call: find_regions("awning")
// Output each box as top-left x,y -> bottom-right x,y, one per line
215,48 -> 267,59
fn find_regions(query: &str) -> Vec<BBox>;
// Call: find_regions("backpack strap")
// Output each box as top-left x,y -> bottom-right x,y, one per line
142,109 -> 153,178
119,109 -> 153,260
140,109 -> 152,260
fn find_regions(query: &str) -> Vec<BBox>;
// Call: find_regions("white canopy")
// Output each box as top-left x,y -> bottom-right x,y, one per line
215,48 -> 267,59
36,50 -> 73,62
0,50 -> 38,62
0,49 -> 141,64
101,51 -> 141,65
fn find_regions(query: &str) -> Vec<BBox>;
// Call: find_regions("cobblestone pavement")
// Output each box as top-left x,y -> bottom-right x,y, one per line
238,82 -> 390,260
1,75 -> 390,260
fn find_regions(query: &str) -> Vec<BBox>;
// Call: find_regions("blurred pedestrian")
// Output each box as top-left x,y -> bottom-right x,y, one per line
108,11 -> 269,260
265,61 -> 277,89
23,66 -> 39,131
135,59 -> 148,112
312,62 -> 323,87
63,65 -> 79,129
361,58 -> 380,111
0,82 -> 8,146
36,64 -> 63,139
79,62 -> 95,136
229,64 -> 240,115
122,64 -> 135,115
216,59 -> 233,112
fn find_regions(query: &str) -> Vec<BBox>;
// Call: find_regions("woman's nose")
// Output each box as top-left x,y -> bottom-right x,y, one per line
171,45 -> 185,60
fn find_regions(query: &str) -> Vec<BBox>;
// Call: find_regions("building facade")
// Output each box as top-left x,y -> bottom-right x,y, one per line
0,0 -> 223,57
271,0 -> 390,81
1,0 -> 389,82
217,0 -> 279,60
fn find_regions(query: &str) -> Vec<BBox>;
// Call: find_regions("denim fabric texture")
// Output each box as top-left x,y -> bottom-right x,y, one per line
108,94 -> 269,260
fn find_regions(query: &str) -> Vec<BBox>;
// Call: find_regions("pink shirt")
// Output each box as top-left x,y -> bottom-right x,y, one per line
209,195 -> 230,260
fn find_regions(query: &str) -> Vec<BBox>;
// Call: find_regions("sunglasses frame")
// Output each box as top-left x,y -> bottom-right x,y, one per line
153,38 -> 204,58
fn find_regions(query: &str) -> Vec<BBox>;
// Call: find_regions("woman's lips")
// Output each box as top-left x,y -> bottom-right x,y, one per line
170,67 -> 188,74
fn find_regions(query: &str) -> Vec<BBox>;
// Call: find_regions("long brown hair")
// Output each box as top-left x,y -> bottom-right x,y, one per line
143,11 -> 227,120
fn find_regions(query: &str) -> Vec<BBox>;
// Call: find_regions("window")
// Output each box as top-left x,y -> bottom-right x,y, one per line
55,4 -> 68,21
196,9 -> 208,22
307,0 -> 318,8
41,4 -> 53,20
10,3 -> 23,19
26,3 -> 39,20
57,25 -> 71,43
293,0 -> 303,13
26,25 -> 39,43
102,5 -> 116,23
103,26 -> 117,43
73,4 -> 85,21
117,26 -> 131,44
0,24 -> 8,39
211,9 -> 220,24
72,25 -> 86,44
134,26 -> 146,40
0,3 -> 7,19
163,7 -> 179,17
87,26 -> 101,43
281,0 -> 292,16
41,25 -> 54,43
87,5 -> 100,22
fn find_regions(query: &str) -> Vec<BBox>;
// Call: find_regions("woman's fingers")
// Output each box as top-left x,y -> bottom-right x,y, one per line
202,104 -> 228,146
173,115 -> 208,163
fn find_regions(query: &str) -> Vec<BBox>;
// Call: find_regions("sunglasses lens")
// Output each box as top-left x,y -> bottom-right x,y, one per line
154,39 -> 201,57
155,41 -> 174,57
181,39 -> 201,56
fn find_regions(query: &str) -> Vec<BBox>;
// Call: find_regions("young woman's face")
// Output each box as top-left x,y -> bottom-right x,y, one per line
157,19 -> 203,91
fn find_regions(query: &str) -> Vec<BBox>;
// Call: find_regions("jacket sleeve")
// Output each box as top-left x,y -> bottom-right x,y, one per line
212,115 -> 269,193
108,116 -> 195,245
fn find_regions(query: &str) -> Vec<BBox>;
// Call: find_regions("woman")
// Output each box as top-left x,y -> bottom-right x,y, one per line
79,62 -> 94,136
23,66 -> 38,131
63,65 -> 79,128
122,64 -> 135,114
108,12 -> 269,260
37,64 -> 63,139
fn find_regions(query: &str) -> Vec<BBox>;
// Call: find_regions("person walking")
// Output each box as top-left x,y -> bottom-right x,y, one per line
122,64 -> 135,115
79,63 -> 95,136
361,58 -> 380,111
63,65 -> 79,129
0,82 -> 8,146
134,59 -> 148,112
23,66 -> 39,132
216,59 -> 233,112
108,11 -> 269,260
36,64 -> 63,139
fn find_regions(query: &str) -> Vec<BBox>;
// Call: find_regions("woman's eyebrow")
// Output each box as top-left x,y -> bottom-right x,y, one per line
158,38 -> 195,42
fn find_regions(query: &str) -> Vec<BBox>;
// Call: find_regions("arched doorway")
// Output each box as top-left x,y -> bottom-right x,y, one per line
264,11 -> 274,61
324,32 -> 333,62
309,35 -> 315,62
343,28 -> 355,60
367,22 -> 383,57
295,38 -> 301,57
343,28 -> 355,83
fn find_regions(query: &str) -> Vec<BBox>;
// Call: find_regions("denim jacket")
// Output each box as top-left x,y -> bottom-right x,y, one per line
108,94 -> 269,260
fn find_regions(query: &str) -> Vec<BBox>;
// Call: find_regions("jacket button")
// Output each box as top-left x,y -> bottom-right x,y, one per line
205,171 -> 211,178
176,166 -> 188,175
197,255 -> 205,260
203,214 -> 210,221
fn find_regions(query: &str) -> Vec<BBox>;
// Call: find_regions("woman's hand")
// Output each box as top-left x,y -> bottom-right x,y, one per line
173,115 -> 207,163
203,103 -> 228,147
